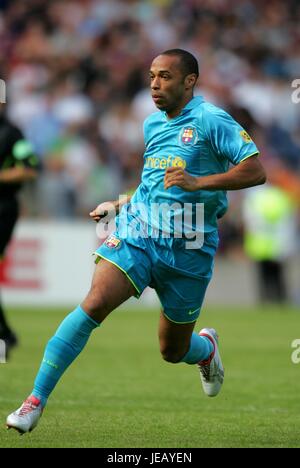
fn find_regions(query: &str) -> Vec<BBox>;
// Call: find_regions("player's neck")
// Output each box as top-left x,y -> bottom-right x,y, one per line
166,94 -> 194,119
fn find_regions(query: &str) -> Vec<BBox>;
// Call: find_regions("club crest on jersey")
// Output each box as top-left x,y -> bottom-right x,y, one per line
105,235 -> 121,249
179,127 -> 198,146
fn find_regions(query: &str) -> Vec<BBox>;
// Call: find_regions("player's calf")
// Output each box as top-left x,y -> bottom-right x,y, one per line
160,344 -> 189,363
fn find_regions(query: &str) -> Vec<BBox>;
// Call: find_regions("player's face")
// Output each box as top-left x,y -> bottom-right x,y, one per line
150,55 -> 189,117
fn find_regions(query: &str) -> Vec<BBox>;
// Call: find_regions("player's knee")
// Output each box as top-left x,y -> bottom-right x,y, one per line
82,287 -> 110,322
160,346 -> 184,364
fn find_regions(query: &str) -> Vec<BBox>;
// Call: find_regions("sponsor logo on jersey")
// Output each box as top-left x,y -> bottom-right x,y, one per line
145,155 -> 186,170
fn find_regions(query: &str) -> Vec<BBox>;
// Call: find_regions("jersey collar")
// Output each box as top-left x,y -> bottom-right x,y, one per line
163,95 -> 204,120
181,95 -> 204,114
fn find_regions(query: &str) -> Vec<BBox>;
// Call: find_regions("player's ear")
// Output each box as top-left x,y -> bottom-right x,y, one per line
185,74 -> 197,90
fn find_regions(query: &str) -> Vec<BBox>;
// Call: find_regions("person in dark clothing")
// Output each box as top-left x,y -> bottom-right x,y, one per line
0,105 -> 38,356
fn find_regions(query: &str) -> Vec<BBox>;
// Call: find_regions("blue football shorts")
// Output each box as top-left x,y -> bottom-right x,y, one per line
95,230 -> 218,324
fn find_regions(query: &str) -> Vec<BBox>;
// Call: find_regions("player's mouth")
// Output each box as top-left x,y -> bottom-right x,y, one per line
152,94 -> 164,103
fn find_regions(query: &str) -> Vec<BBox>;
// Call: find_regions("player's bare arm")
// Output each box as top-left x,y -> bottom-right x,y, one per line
164,155 -> 266,191
0,166 -> 37,183
89,194 -> 132,222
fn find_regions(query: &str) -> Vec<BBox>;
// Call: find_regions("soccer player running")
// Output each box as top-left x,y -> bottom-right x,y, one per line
0,104 -> 38,358
6,49 -> 266,433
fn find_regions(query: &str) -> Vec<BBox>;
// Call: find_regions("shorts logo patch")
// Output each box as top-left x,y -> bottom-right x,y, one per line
105,235 -> 121,249
179,127 -> 198,146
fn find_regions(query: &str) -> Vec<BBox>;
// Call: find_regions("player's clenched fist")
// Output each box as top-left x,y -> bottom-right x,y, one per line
89,201 -> 118,222
164,166 -> 199,191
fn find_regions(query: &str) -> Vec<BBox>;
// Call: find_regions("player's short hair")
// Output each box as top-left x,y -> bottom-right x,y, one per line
160,49 -> 199,79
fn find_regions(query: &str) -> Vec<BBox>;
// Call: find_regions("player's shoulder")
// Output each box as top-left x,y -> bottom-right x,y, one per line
143,111 -> 164,137
198,101 -> 230,120
143,110 -> 163,126
197,101 -> 237,134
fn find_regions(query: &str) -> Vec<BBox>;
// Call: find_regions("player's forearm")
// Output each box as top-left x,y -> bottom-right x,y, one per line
0,167 -> 37,183
90,193 -> 133,222
195,157 -> 266,191
195,172 -> 263,191
116,194 -> 132,214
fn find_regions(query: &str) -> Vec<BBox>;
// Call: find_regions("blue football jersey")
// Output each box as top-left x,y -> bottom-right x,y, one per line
123,96 -> 259,237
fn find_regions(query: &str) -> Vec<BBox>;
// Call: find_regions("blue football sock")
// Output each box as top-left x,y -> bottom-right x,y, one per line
181,332 -> 213,365
31,306 -> 99,407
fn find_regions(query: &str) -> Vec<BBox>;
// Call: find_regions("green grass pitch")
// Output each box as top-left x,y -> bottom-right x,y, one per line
1,305 -> 300,448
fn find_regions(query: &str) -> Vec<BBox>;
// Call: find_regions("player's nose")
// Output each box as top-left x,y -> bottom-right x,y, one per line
151,77 -> 160,89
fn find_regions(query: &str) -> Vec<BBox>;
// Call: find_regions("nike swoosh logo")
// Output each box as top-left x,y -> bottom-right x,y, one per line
188,308 -> 200,315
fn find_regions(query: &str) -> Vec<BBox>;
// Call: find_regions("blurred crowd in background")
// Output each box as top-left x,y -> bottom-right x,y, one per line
0,0 -> 300,275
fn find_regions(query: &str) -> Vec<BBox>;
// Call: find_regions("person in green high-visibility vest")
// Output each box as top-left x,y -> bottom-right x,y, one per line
242,184 -> 298,303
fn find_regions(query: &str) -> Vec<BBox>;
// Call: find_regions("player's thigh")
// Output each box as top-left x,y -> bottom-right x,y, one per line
158,312 -> 196,362
155,272 -> 210,324
81,259 -> 137,323
87,234 -> 152,322
156,273 -> 211,361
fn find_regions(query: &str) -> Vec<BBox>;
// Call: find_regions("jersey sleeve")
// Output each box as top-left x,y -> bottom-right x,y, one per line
203,106 -> 259,165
